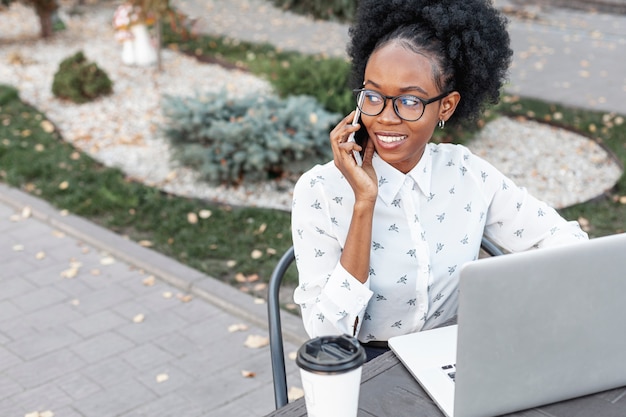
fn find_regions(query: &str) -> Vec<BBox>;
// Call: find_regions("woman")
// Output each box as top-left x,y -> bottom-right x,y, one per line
291,0 -> 587,359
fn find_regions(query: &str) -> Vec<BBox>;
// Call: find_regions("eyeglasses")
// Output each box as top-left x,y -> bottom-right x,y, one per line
353,88 -> 450,122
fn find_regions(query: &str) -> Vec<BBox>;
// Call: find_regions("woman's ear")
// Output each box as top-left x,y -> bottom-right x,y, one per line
439,91 -> 461,122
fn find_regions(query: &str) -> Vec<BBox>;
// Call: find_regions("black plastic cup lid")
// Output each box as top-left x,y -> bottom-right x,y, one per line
296,334 -> 366,374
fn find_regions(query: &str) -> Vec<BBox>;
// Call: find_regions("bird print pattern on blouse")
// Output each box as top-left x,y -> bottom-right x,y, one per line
291,143 -> 587,342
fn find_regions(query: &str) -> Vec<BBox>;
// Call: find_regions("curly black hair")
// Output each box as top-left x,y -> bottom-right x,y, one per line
347,0 -> 513,122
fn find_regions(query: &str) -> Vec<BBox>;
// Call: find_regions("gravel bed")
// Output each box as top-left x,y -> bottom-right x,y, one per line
1,2 -> 622,211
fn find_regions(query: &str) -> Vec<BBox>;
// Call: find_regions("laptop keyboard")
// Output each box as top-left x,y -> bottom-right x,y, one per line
442,364 -> 456,382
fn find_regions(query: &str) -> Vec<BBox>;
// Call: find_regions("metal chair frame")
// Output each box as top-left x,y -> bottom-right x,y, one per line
267,239 -> 504,409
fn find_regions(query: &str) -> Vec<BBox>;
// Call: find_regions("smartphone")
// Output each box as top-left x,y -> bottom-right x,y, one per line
346,90 -> 365,166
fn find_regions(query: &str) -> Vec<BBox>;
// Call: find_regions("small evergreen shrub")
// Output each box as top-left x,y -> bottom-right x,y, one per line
162,91 -> 340,184
52,51 -> 113,103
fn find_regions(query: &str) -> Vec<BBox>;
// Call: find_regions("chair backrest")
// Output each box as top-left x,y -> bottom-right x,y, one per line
267,238 -> 503,409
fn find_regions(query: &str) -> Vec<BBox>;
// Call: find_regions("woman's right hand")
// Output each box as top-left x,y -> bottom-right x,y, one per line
330,111 -> 378,205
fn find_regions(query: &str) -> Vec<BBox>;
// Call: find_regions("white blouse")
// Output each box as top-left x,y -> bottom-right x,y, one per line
291,143 -> 588,343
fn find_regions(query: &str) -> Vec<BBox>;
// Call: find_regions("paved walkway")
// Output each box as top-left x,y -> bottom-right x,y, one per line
1,1 -> 626,416
0,183 -> 306,417
173,0 -> 626,115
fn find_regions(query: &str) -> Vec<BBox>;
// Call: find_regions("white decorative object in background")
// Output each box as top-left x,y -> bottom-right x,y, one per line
113,3 -> 156,66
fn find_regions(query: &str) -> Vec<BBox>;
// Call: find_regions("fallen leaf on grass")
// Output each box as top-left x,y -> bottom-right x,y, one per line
138,240 -> 153,247
241,370 -> 256,378
156,373 -> 169,383
228,323 -> 249,333
58,181 -> 69,190
226,260 -> 237,268
132,313 -> 145,323
244,335 -> 269,349
40,120 -> 55,133
187,212 -> 198,224
199,209 -> 212,219
619,196 -> 626,205
251,249 -> 263,259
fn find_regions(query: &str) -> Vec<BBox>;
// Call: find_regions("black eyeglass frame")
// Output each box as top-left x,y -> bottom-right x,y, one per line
353,88 -> 451,122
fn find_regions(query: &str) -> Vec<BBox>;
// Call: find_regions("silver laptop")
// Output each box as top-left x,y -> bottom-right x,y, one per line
388,232 -> 626,417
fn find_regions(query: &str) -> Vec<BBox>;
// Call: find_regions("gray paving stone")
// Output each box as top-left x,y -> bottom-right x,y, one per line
0,299 -> 23,321
68,309 -> 128,338
72,378 -> 158,417
6,326 -> 81,361
81,356 -> 140,389
70,332 -> 136,364
11,286 -> 69,313
54,373 -> 103,400
23,302 -> 84,331
115,309 -> 190,344
0,381 -> 73,415
5,348 -> 87,389
118,392 -> 204,417
71,285 -> 135,315
120,343 -> 175,371
0,277 -> 37,300
135,363 -> 193,396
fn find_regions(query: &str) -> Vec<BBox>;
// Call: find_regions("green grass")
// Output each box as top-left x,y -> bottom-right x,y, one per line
0,84 -> 293,295
1,29 -> 625,298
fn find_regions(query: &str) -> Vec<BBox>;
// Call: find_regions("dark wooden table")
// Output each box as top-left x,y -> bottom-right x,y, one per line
266,351 -> 626,417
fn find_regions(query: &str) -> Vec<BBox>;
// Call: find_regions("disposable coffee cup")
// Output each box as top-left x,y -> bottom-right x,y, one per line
296,334 -> 366,417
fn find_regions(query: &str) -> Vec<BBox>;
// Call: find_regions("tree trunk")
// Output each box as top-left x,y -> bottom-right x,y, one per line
37,8 -> 54,38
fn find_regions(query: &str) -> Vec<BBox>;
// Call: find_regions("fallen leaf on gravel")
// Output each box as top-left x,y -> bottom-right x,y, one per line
58,181 -> 69,190
156,373 -> 169,383
142,276 -> 156,286
253,283 -> 267,292
21,206 -> 32,218
241,370 -> 256,378
244,335 -> 269,349
25,411 -> 54,417
228,323 -> 249,333
52,230 -> 65,238
133,313 -> 145,323
187,212 -> 198,224
70,299 -> 80,306
100,256 -> 115,265
9,214 -> 20,222
35,251 -> 46,260
247,273 -> 259,282
251,249 -> 263,259
12,244 -> 24,251
288,351 -> 297,361
90,269 -> 101,276
253,298 -> 266,305
288,387 -> 304,401
162,291 -> 173,299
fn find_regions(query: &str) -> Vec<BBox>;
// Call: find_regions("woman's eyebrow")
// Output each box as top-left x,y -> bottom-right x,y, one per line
363,80 -> 429,95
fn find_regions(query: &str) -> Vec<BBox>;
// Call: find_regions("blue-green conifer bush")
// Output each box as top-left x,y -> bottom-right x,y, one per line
162,91 -> 339,184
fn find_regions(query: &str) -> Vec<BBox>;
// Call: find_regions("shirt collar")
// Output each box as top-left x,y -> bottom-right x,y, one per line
372,146 -> 433,206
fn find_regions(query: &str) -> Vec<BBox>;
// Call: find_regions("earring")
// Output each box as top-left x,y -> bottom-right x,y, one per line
438,119 -> 445,129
